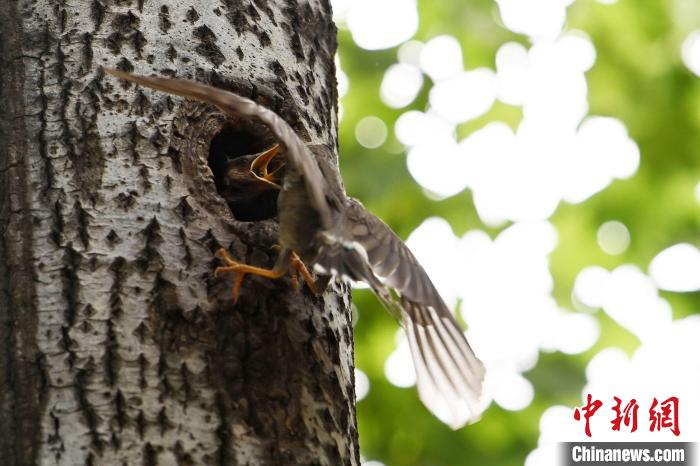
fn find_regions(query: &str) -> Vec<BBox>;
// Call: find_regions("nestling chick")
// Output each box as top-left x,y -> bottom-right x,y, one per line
214,145 -> 285,221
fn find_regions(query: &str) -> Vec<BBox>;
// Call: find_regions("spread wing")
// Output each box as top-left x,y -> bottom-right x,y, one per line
104,68 -> 332,228
316,200 -> 485,428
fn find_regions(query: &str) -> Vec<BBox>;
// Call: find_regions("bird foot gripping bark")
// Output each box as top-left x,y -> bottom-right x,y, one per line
214,248 -> 321,303
289,253 -> 323,295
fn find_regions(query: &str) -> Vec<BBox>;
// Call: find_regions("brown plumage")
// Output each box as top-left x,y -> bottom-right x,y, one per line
105,68 -> 485,428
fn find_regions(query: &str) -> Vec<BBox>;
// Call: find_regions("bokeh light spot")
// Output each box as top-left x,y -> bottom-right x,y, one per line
574,266 -> 609,308
429,68 -> 496,123
682,30 -> 700,77
597,220 -> 630,255
380,63 -> 424,108
398,40 -> 424,66
355,116 -> 388,149
495,41 -> 529,106
384,338 -> 417,388
649,243 -> 700,292
395,110 -> 454,147
558,32 -> 596,72
406,138 -> 468,199
355,368 -> 370,401
495,0 -> 570,40
419,35 -> 463,81
330,0 -> 351,22
486,367 -> 535,411
549,312 -> 600,355
347,0 -> 418,50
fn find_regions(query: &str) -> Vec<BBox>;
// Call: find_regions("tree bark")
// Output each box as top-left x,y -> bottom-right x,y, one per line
0,0 -> 358,465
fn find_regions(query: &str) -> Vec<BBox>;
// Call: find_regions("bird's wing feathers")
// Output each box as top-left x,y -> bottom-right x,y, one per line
342,201 -> 442,307
105,69 -> 484,429
104,68 -> 332,227
317,201 -> 485,428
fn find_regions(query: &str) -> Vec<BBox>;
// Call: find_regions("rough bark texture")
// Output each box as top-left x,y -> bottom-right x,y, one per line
0,0 -> 359,465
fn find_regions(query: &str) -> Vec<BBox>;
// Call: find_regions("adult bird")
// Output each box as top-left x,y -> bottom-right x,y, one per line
105,68 -> 485,429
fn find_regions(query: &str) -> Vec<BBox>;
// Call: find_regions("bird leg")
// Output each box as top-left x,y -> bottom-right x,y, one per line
290,253 -> 324,295
250,144 -> 284,189
214,247 -> 323,303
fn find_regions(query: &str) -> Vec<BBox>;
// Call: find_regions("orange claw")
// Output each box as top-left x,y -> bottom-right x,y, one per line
290,252 -> 323,295
214,248 -> 285,303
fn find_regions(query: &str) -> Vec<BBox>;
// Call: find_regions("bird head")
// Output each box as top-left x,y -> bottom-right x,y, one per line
216,150 -> 285,221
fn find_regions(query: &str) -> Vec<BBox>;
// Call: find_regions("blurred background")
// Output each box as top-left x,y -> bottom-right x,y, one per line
331,0 -> 700,464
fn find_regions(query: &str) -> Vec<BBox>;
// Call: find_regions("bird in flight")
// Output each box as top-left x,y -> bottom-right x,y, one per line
105,68 -> 485,429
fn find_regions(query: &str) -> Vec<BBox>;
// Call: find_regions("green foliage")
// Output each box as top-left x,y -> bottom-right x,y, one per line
338,0 -> 700,464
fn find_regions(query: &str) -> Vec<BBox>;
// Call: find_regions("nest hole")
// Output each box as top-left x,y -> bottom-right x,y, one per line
209,123 -> 280,221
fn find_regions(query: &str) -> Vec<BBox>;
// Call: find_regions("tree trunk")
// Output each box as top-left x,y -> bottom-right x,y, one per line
0,0 -> 358,465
